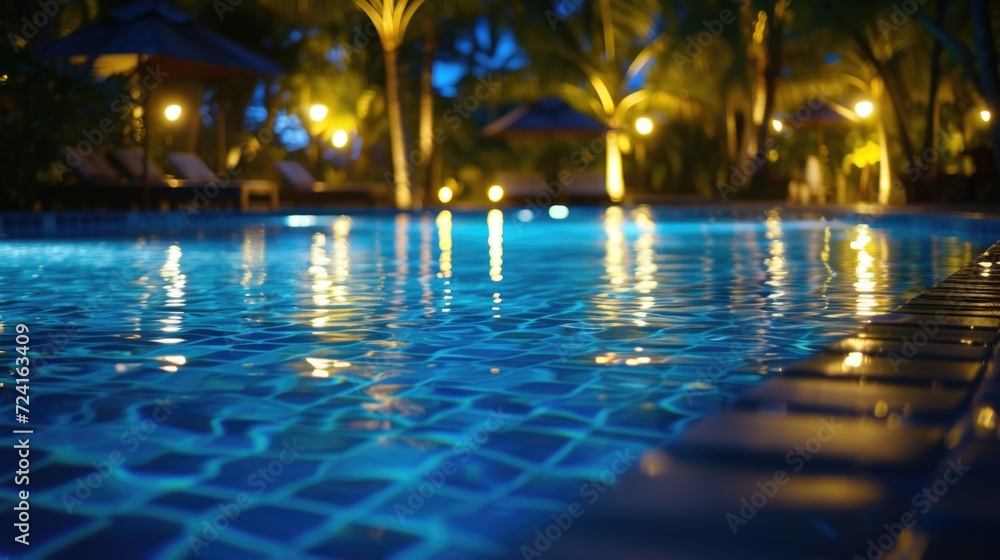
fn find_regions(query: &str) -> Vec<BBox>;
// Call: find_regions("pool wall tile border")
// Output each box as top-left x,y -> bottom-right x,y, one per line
525,239 -> 1000,560
2,205 -> 1000,239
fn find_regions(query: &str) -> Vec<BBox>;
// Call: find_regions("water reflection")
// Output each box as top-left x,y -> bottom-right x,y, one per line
488,209 -> 503,318
159,244 -> 185,334
436,211 -> 453,313
764,210 -> 786,317
604,206 -> 628,290
419,213 -> 433,315
308,217 -> 352,327
632,206 -> 657,327
241,228 -> 266,289
851,225 -> 878,316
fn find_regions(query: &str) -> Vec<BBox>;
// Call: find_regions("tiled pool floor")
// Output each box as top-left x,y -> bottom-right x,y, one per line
1,207 -> 999,559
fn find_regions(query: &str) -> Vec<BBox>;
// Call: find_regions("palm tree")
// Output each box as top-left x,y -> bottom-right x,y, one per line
514,0 -> 697,202
350,0 -> 427,210
257,0 -> 426,209
410,0 -> 492,206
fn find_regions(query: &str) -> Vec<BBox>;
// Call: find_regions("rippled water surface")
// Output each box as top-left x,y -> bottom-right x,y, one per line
1,207 -> 998,559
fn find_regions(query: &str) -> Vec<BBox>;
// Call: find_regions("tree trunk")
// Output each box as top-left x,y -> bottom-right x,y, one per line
877,112 -> 892,205
921,0 -> 945,178
751,7 -> 783,191
384,46 -> 413,210
606,129 -> 625,202
972,0 -> 1000,178
418,23 -> 437,205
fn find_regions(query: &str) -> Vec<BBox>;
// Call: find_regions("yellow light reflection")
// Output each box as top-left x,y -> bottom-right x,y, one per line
604,207 -> 627,288
241,228 -> 266,289
488,209 -> 504,318
332,216 -> 351,304
362,384 -> 425,418
159,244 -> 185,336
852,225 -> 878,316
436,211 -> 453,313
764,211 -> 786,317
632,206 -> 657,327
310,233 -> 331,310
488,209 -> 504,282
844,351 -> 863,368
419,213 -> 433,314
977,406 -> 996,430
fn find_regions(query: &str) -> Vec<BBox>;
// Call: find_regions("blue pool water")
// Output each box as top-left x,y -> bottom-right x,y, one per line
1,206 -> 999,559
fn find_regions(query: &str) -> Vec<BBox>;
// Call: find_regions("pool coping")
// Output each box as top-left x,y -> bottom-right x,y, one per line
529,240 -> 1000,559
2,204 -> 1000,239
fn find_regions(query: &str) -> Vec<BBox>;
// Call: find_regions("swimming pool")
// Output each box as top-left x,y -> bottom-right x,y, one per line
2,206 -> 999,559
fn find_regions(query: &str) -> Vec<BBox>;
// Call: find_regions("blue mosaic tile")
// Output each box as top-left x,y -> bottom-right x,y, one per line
2,207 -> 1000,559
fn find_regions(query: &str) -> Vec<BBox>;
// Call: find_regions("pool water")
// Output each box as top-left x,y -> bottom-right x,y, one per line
1,207 -> 998,559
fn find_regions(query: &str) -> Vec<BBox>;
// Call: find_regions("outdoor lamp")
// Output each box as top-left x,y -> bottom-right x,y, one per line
488,185 -> 504,203
981,110 -> 991,123
164,104 -> 182,121
635,117 -> 654,135
854,101 -> 874,118
332,129 -> 349,148
438,186 -> 454,204
309,104 -> 328,122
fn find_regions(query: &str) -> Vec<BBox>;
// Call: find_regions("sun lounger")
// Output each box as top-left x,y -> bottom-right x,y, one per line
274,160 -> 387,207
167,152 -> 278,210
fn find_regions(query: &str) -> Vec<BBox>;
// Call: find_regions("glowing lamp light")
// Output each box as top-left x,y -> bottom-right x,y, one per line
981,110 -> 991,123
854,101 -> 874,118
488,185 -> 504,203
549,205 -> 569,219
438,186 -> 454,204
635,117 -> 654,135
309,104 -> 328,122
331,129 -> 349,148
164,104 -> 182,122
771,119 -> 783,132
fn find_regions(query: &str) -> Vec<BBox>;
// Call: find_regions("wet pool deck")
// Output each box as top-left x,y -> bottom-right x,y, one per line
532,241 -> 1000,560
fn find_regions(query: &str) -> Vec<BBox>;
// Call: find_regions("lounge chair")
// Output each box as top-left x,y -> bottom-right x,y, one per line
108,147 -> 167,185
275,160 -> 388,207
106,147 -> 242,210
167,152 -> 279,210
62,147 -> 123,185
40,148 -> 139,210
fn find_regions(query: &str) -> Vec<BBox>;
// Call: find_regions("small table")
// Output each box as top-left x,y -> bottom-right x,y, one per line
240,180 -> 279,210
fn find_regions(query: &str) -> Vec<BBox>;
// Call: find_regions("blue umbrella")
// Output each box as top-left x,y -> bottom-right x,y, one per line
482,98 -> 606,138
38,1 -> 283,198
39,0 -> 283,77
